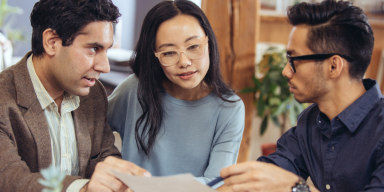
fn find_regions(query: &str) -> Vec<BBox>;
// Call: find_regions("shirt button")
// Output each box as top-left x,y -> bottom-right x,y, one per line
326,184 -> 331,190
63,154 -> 68,158
319,121 -> 321,123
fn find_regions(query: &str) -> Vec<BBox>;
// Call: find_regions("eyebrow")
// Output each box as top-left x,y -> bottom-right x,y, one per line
87,42 -> 113,49
157,36 -> 202,50
158,43 -> 175,50
184,36 -> 200,43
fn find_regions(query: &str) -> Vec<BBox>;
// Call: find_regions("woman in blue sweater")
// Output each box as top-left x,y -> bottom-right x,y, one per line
107,0 -> 245,184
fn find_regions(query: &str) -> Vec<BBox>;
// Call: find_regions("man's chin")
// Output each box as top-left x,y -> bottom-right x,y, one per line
293,94 -> 307,104
70,87 -> 91,97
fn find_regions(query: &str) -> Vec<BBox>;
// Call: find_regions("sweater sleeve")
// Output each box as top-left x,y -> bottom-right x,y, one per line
196,96 -> 245,185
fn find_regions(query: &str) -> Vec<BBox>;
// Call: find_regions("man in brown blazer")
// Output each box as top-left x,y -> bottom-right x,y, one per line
0,0 -> 150,191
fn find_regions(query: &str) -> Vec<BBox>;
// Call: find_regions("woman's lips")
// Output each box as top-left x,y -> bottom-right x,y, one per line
177,71 -> 197,80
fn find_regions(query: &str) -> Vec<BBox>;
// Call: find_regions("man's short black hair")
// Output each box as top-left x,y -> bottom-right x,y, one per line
287,0 -> 374,80
30,0 -> 121,57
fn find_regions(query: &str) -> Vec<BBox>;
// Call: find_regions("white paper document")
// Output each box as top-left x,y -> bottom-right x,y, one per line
112,170 -> 216,192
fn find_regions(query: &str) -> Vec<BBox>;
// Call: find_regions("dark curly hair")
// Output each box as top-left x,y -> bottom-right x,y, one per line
287,0 -> 374,79
30,0 -> 121,57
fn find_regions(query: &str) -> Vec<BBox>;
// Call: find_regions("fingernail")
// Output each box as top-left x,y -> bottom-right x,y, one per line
144,172 -> 151,177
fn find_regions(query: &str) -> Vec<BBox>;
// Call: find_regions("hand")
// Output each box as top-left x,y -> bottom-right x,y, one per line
218,161 -> 298,192
216,184 -> 233,192
82,156 -> 151,192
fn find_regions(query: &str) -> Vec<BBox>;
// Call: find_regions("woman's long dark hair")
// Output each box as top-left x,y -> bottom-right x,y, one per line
130,0 -> 236,157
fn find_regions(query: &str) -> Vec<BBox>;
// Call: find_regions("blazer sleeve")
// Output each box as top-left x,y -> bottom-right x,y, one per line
0,126 -> 82,191
83,80 -> 122,179
96,79 -> 121,162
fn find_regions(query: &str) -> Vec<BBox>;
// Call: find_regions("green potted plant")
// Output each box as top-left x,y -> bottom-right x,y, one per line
0,0 -> 25,43
241,46 -> 307,155
38,165 -> 66,192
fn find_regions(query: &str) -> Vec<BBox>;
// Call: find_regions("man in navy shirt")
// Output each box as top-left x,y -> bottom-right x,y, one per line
217,0 -> 383,192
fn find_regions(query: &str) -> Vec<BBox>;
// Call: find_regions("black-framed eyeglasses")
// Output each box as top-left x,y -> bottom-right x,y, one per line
286,53 -> 355,73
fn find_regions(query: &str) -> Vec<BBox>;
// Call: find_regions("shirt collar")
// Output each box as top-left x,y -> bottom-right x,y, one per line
26,55 -> 80,111
337,79 -> 382,133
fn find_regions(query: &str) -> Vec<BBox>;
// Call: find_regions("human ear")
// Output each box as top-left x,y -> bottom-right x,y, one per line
329,56 -> 344,79
42,29 -> 61,56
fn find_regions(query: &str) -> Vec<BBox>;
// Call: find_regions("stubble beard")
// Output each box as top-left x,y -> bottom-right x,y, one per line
293,69 -> 328,104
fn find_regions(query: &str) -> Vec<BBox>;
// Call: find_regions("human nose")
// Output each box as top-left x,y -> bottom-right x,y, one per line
94,52 -> 110,73
282,62 -> 293,79
177,52 -> 191,68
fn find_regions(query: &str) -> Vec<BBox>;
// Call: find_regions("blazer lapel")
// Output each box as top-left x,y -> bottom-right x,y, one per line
23,101 -> 52,169
14,52 -> 92,176
73,108 -> 91,177
14,52 -> 52,169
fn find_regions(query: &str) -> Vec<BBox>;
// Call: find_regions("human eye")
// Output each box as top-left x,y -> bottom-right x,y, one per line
89,47 -> 98,54
162,51 -> 177,57
187,44 -> 200,51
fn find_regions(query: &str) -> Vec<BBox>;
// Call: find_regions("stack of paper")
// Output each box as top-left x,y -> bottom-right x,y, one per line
112,170 -> 216,192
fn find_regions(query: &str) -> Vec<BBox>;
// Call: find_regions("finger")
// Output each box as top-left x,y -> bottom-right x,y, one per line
87,184 -> 112,192
89,168 -> 128,192
87,177 -> 114,192
216,184 -> 235,192
220,161 -> 264,179
223,169 -> 264,186
231,181 -> 264,192
103,157 -> 151,176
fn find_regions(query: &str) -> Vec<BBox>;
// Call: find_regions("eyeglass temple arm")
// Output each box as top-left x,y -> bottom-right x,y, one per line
292,54 -> 354,62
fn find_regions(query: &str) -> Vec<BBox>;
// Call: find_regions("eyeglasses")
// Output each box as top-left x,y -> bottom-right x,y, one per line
286,53 -> 355,73
154,37 -> 209,67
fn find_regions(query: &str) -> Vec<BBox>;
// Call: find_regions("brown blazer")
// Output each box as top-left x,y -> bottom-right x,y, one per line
0,52 -> 121,191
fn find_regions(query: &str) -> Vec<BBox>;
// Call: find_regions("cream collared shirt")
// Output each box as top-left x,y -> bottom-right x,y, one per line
27,55 -> 88,191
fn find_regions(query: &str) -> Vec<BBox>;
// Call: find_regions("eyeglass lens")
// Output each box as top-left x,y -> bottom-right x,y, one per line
159,43 -> 205,66
286,55 -> 296,73
289,60 -> 295,73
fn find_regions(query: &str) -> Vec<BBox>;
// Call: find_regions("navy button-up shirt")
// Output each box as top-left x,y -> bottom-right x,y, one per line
258,79 -> 384,192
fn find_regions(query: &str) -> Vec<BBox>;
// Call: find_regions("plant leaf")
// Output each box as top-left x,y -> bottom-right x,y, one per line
294,99 -> 304,113
273,98 -> 289,116
6,29 -> 26,42
289,99 -> 296,126
269,71 -> 281,81
38,179 -> 52,188
271,116 -> 281,127
0,0 -> 23,27
257,95 -> 265,117
260,115 -> 269,136
268,97 -> 281,107
258,55 -> 270,74
252,76 -> 261,88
